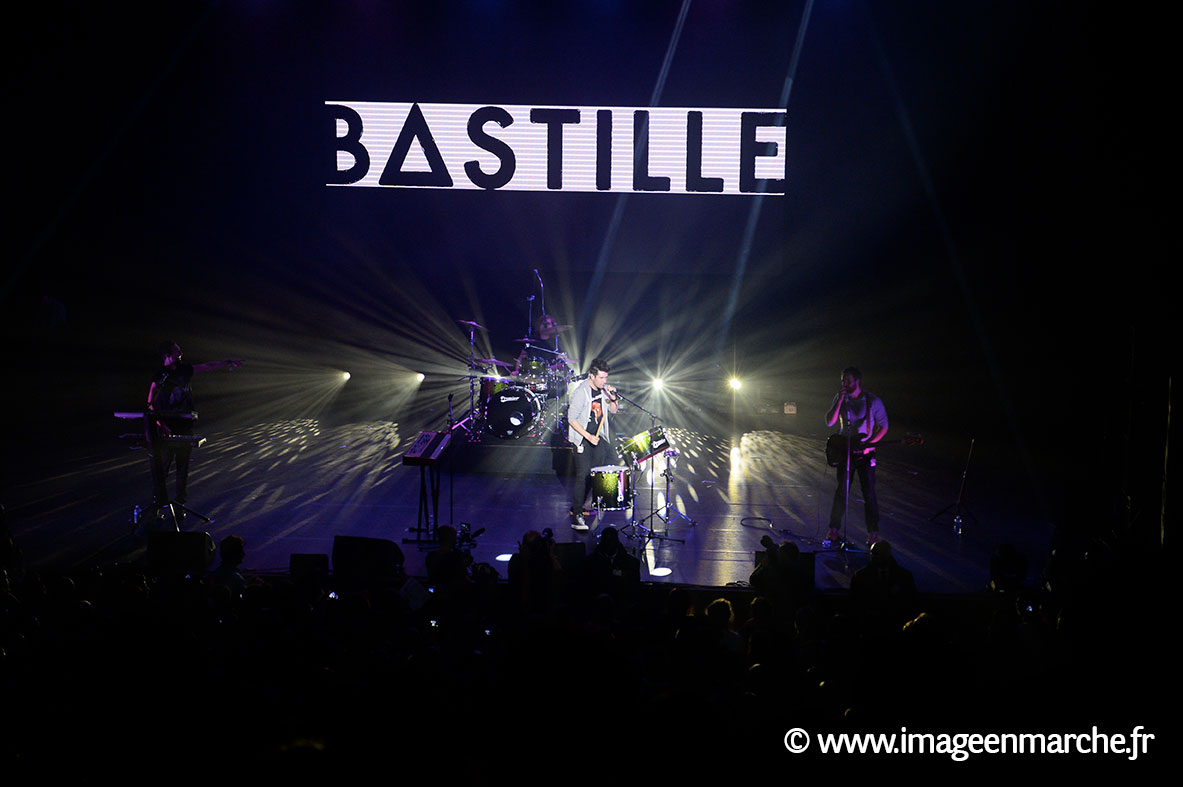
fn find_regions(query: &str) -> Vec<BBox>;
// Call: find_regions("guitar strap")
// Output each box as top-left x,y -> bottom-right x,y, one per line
845,393 -> 874,463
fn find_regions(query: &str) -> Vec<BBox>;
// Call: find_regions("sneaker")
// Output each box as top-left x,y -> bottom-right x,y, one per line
822,528 -> 841,547
866,531 -> 880,547
571,513 -> 589,531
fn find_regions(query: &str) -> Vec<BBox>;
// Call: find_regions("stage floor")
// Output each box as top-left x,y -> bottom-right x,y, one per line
4,416 -> 1055,593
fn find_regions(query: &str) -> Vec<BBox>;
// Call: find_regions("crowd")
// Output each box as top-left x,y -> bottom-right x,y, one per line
0,508 -> 1166,778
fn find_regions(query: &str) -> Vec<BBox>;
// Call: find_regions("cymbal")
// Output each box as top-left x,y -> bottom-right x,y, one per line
477,358 -> 511,368
457,319 -> 487,331
514,336 -> 566,344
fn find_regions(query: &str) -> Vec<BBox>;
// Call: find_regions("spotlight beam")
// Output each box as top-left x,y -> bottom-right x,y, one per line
715,0 -> 816,361
580,0 -> 694,339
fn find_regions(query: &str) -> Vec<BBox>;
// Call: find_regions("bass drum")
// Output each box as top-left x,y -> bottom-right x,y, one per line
484,384 -> 542,439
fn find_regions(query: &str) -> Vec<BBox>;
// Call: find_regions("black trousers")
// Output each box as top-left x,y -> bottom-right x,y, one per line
571,437 -> 617,514
149,443 -> 191,506
829,456 -> 879,532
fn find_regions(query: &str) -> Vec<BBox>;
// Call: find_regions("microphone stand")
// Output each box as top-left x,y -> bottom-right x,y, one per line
612,391 -> 685,546
456,321 -> 485,436
930,437 -> 977,534
447,393 -> 455,527
822,391 -> 868,560
534,268 -> 546,318
654,449 -> 696,529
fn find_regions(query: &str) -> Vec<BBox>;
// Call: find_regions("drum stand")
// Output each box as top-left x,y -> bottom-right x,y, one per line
624,449 -> 690,546
613,398 -> 686,545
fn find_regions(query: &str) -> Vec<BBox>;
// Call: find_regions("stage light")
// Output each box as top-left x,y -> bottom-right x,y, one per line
729,377 -> 742,390
652,377 -> 664,390
415,372 -> 425,382
650,567 -> 672,577
495,553 -> 513,562
341,371 -> 351,381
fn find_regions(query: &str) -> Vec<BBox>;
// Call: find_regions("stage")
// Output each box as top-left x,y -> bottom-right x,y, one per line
5,407 -> 1054,595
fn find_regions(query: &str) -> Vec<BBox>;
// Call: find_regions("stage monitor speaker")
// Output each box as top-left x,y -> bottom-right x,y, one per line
552,541 -> 587,573
752,548 -> 816,592
147,531 -> 215,577
290,553 -> 330,582
332,536 -> 405,586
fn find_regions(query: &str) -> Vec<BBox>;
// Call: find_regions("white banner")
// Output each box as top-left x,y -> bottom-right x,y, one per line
326,101 -> 786,195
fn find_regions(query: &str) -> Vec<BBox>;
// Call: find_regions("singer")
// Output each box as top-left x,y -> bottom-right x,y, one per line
824,366 -> 889,547
567,357 -> 618,531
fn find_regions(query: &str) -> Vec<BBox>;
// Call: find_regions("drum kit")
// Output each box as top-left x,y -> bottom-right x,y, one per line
453,307 -> 692,543
590,423 -> 692,544
586,424 -> 671,511
455,316 -> 576,442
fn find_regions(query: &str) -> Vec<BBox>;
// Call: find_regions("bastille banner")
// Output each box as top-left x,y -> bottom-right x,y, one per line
327,101 -> 787,195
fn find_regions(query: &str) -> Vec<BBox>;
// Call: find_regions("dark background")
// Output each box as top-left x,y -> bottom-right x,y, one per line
1,1 -> 1172,548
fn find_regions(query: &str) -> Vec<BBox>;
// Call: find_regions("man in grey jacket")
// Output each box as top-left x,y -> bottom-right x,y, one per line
567,357 -> 619,530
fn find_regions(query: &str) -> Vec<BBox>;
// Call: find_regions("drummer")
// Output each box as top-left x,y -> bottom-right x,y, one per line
513,313 -> 568,379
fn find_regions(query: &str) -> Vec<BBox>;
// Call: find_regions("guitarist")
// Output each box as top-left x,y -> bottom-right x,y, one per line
824,366 -> 889,547
567,357 -> 618,531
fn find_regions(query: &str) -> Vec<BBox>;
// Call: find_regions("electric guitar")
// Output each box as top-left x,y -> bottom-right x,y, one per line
825,432 -> 923,467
